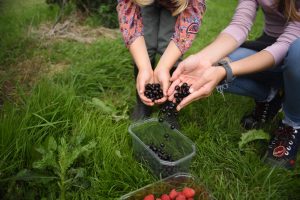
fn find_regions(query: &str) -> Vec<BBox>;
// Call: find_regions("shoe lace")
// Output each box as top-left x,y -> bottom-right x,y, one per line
253,94 -> 282,122
253,102 -> 270,122
272,125 -> 298,156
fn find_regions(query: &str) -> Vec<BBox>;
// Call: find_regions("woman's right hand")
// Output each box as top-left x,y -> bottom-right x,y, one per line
136,68 -> 154,106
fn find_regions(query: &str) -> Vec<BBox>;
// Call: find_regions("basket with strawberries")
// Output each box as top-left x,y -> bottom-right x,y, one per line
120,173 -> 212,200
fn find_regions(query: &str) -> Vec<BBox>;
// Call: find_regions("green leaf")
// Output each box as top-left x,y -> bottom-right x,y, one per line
115,150 -> 122,158
47,136 -> 57,151
90,98 -> 114,113
33,150 -> 58,170
239,129 -> 270,150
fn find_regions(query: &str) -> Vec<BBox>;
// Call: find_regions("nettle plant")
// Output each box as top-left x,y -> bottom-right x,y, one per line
16,135 -> 96,199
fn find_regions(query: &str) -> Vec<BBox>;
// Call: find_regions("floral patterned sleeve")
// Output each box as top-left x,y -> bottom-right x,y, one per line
172,0 -> 206,54
117,0 -> 143,48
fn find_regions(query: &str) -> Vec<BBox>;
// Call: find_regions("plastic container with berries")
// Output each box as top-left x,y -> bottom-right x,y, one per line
128,118 -> 196,178
120,172 -> 213,200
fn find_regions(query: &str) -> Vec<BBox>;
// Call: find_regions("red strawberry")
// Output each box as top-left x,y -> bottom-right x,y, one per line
144,194 -> 155,200
187,198 -> 194,200
175,194 -> 186,200
161,194 -> 171,200
156,199 -> 162,200
182,187 -> 195,198
169,189 -> 178,199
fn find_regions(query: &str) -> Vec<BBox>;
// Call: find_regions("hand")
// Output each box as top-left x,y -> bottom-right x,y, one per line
136,68 -> 154,106
170,66 -> 226,110
168,54 -> 212,96
153,66 -> 170,104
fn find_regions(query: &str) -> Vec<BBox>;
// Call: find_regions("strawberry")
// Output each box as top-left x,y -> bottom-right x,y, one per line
175,194 -> 186,200
187,198 -> 194,200
182,187 -> 195,198
144,194 -> 155,200
161,194 -> 171,200
169,189 -> 178,199
156,199 -> 162,200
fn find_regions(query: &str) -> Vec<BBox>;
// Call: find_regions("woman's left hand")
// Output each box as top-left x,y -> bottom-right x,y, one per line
153,66 -> 170,104
170,66 -> 226,110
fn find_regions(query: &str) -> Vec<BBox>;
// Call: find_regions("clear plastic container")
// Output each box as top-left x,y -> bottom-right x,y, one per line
120,173 -> 213,200
128,118 -> 196,178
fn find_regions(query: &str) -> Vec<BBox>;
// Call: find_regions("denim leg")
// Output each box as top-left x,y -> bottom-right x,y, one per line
224,48 -> 272,101
282,38 -> 300,126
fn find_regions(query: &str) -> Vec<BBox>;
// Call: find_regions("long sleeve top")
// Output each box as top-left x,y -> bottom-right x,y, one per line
222,0 -> 300,65
117,0 -> 206,54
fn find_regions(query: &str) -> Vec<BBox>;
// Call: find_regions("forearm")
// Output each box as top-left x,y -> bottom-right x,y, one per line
129,36 -> 152,71
230,50 -> 275,76
156,41 -> 182,70
195,33 -> 239,64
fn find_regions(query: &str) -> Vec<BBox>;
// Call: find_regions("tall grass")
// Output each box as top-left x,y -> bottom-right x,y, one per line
0,0 -> 59,65
0,0 -> 299,199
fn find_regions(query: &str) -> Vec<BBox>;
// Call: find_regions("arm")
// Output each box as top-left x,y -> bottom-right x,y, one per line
171,0 -> 206,56
170,0 -> 258,83
264,20 -> 300,65
196,0 -> 258,64
171,0 -> 300,110
117,0 -> 144,48
168,0 -> 260,109
154,0 -> 206,101
225,9 -> 300,76
117,0 -> 154,105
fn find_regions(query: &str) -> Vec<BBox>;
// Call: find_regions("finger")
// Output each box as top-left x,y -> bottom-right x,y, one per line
155,96 -> 167,104
182,75 -> 207,94
159,78 -> 169,97
176,86 -> 211,110
178,75 -> 193,85
167,78 -> 181,96
139,93 -> 154,106
137,81 -> 154,106
170,61 -> 185,81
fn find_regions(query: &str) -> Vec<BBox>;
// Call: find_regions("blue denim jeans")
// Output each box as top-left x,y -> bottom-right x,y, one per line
224,38 -> 300,126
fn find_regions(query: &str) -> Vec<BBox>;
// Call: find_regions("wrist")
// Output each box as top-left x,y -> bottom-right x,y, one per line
195,52 -> 214,66
154,65 -> 169,73
192,53 -> 214,69
216,66 -> 226,80
138,65 -> 153,72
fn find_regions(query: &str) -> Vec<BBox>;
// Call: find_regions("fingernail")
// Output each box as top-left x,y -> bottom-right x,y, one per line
177,105 -> 181,111
189,88 -> 194,93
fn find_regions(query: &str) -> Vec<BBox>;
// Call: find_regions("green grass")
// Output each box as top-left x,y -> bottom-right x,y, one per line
0,0 -> 59,65
1,0 -> 300,199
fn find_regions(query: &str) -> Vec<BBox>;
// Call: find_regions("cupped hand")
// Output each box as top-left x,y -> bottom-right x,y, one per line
168,54 -> 212,96
172,66 -> 226,111
136,68 -> 154,106
153,66 -> 170,104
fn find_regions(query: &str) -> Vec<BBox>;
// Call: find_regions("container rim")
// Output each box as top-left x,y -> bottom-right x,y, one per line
119,172 -> 194,200
128,118 -> 196,166
119,172 -> 215,200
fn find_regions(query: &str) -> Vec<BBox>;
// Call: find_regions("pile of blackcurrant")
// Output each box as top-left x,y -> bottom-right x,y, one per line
144,83 -> 164,102
174,83 -> 190,103
158,83 -> 190,128
148,142 -> 173,162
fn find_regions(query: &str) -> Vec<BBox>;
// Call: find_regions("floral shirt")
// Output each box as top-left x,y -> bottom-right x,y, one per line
117,0 -> 206,54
